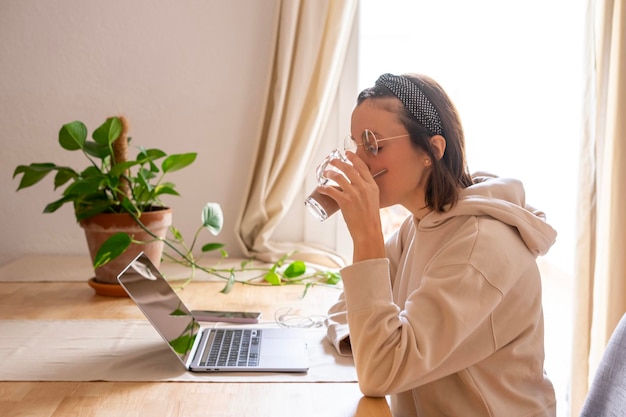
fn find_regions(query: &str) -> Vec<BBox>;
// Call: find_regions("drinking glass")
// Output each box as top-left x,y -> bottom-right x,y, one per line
304,149 -> 347,221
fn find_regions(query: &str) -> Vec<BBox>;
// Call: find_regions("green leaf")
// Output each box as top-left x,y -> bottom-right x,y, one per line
133,170 -> 152,203
93,233 -> 132,268
323,271 -> 341,285
13,163 -> 57,190
137,148 -> 166,164
301,282 -> 313,298
153,184 -> 180,197
92,117 -> 122,146
120,198 -> 140,217
201,242 -> 224,252
201,203 -> 223,235
109,160 -> 138,177
264,271 -> 281,285
284,261 -> 306,278
80,165 -> 104,178
83,140 -> 111,159
59,121 -> 87,151
138,166 -> 157,184
162,153 -> 197,173
74,201 -> 113,221
219,270 -> 236,294
63,177 -> 104,197
43,195 -> 74,213
169,226 -> 183,242
53,168 -> 77,189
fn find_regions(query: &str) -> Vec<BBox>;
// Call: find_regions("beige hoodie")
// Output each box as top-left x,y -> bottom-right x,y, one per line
326,174 -> 558,417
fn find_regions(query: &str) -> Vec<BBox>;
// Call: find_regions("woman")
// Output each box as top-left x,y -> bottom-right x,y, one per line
320,73 -> 557,416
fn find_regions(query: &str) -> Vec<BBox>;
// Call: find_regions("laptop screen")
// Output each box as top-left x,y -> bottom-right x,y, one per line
117,253 -> 201,366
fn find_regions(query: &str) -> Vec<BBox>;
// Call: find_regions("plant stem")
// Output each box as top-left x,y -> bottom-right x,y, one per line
112,116 -> 131,202
125,209 -> 340,294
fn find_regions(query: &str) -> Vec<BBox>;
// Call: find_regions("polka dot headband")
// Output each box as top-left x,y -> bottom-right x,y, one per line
375,73 -> 444,136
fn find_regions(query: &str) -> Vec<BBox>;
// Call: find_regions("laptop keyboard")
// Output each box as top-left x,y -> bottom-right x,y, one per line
200,329 -> 261,367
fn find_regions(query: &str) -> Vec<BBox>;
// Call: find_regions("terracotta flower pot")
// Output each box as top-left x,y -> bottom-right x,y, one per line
79,208 -> 173,295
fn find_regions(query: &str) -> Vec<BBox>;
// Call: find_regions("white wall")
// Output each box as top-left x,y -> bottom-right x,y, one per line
0,0 -> 284,264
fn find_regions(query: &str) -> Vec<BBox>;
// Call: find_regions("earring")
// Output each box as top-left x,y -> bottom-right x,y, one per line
424,158 -> 431,166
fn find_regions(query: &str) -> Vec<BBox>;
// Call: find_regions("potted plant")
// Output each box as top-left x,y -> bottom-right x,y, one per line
12,116 -> 217,295
13,115 -> 341,297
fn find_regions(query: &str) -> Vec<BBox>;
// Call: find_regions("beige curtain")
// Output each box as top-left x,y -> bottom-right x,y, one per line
570,0 -> 626,415
235,0 -> 357,267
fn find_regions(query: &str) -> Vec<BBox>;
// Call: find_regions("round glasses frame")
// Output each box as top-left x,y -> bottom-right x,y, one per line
344,129 -> 410,155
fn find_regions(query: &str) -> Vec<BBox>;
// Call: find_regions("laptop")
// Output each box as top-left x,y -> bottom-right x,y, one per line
117,252 -> 309,373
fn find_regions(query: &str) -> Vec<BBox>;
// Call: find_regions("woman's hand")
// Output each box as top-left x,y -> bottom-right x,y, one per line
318,152 -> 386,262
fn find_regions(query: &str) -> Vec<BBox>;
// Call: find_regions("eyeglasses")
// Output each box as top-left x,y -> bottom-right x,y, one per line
344,129 -> 410,155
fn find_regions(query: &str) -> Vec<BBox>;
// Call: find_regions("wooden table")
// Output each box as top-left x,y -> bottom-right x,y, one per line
0,261 -> 392,417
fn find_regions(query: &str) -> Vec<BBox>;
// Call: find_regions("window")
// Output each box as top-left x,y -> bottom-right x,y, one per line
358,1 -> 584,415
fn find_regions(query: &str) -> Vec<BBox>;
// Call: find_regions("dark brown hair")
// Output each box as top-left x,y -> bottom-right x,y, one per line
357,73 -> 473,211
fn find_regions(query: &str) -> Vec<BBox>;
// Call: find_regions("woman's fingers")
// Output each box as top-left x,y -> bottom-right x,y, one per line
321,156 -> 379,212
345,151 -> 374,179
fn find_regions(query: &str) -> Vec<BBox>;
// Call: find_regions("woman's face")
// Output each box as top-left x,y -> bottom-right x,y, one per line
350,98 -> 432,215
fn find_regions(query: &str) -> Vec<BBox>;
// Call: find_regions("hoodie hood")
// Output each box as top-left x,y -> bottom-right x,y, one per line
419,172 -> 557,257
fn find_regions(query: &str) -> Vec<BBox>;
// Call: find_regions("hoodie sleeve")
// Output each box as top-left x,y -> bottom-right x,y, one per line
326,292 -> 352,356
325,214 -> 413,356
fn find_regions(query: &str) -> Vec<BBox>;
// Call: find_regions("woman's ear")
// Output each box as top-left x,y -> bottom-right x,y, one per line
430,135 -> 446,160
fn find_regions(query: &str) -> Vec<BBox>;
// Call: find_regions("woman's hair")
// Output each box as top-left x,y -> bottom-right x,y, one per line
357,73 -> 473,212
